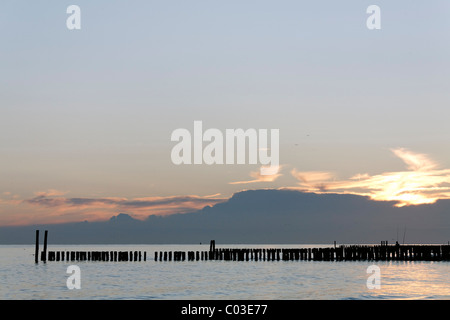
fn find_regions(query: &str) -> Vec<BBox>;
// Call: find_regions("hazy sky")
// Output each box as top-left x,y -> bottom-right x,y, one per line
1,1 -> 450,225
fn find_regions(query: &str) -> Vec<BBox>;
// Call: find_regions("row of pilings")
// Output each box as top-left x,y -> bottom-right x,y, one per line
42,245 -> 450,263
38,245 -> 450,262
34,230 -> 450,263
154,245 -> 450,262
46,250 -> 146,262
34,230 -> 147,263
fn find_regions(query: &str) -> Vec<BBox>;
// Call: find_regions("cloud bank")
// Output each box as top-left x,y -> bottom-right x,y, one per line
3,193 -> 226,226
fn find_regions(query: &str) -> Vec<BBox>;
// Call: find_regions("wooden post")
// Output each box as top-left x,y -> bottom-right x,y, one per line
35,230 -> 39,263
42,230 -> 48,262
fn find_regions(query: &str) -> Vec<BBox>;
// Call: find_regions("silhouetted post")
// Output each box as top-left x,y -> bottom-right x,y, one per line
42,230 -> 48,262
210,240 -> 215,253
34,230 -> 39,263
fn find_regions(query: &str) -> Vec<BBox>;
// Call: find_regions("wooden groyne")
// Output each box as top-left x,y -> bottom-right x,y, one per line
33,230 -> 450,263
154,244 -> 450,262
46,250 -> 146,262
34,230 -> 146,263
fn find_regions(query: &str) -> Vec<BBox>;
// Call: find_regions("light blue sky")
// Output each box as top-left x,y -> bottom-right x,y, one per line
1,1 -> 449,224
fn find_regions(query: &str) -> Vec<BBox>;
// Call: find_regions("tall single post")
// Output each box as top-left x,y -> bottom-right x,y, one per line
210,240 -> 215,253
42,230 -> 48,262
35,230 -> 39,263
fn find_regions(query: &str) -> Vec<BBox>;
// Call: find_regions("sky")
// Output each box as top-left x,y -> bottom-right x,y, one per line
1,1 -> 450,225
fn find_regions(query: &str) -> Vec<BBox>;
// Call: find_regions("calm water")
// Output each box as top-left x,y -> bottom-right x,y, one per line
1,244 -> 449,300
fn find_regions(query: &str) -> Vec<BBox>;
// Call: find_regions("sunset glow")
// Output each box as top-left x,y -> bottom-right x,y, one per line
291,148 -> 450,207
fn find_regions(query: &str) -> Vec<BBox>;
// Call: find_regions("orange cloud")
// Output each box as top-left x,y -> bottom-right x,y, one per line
290,170 -> 336,191
229,165 -> 282,185
33,189 -> 68,197
291,148 -> 450,207
0,193 -> 228,226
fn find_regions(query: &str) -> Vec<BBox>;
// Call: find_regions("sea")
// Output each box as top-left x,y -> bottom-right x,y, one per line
1,244 -> 449,300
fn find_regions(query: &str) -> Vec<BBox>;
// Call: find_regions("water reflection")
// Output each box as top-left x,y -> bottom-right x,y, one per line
1,245 -> 449,299
366,261 -> 450,299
